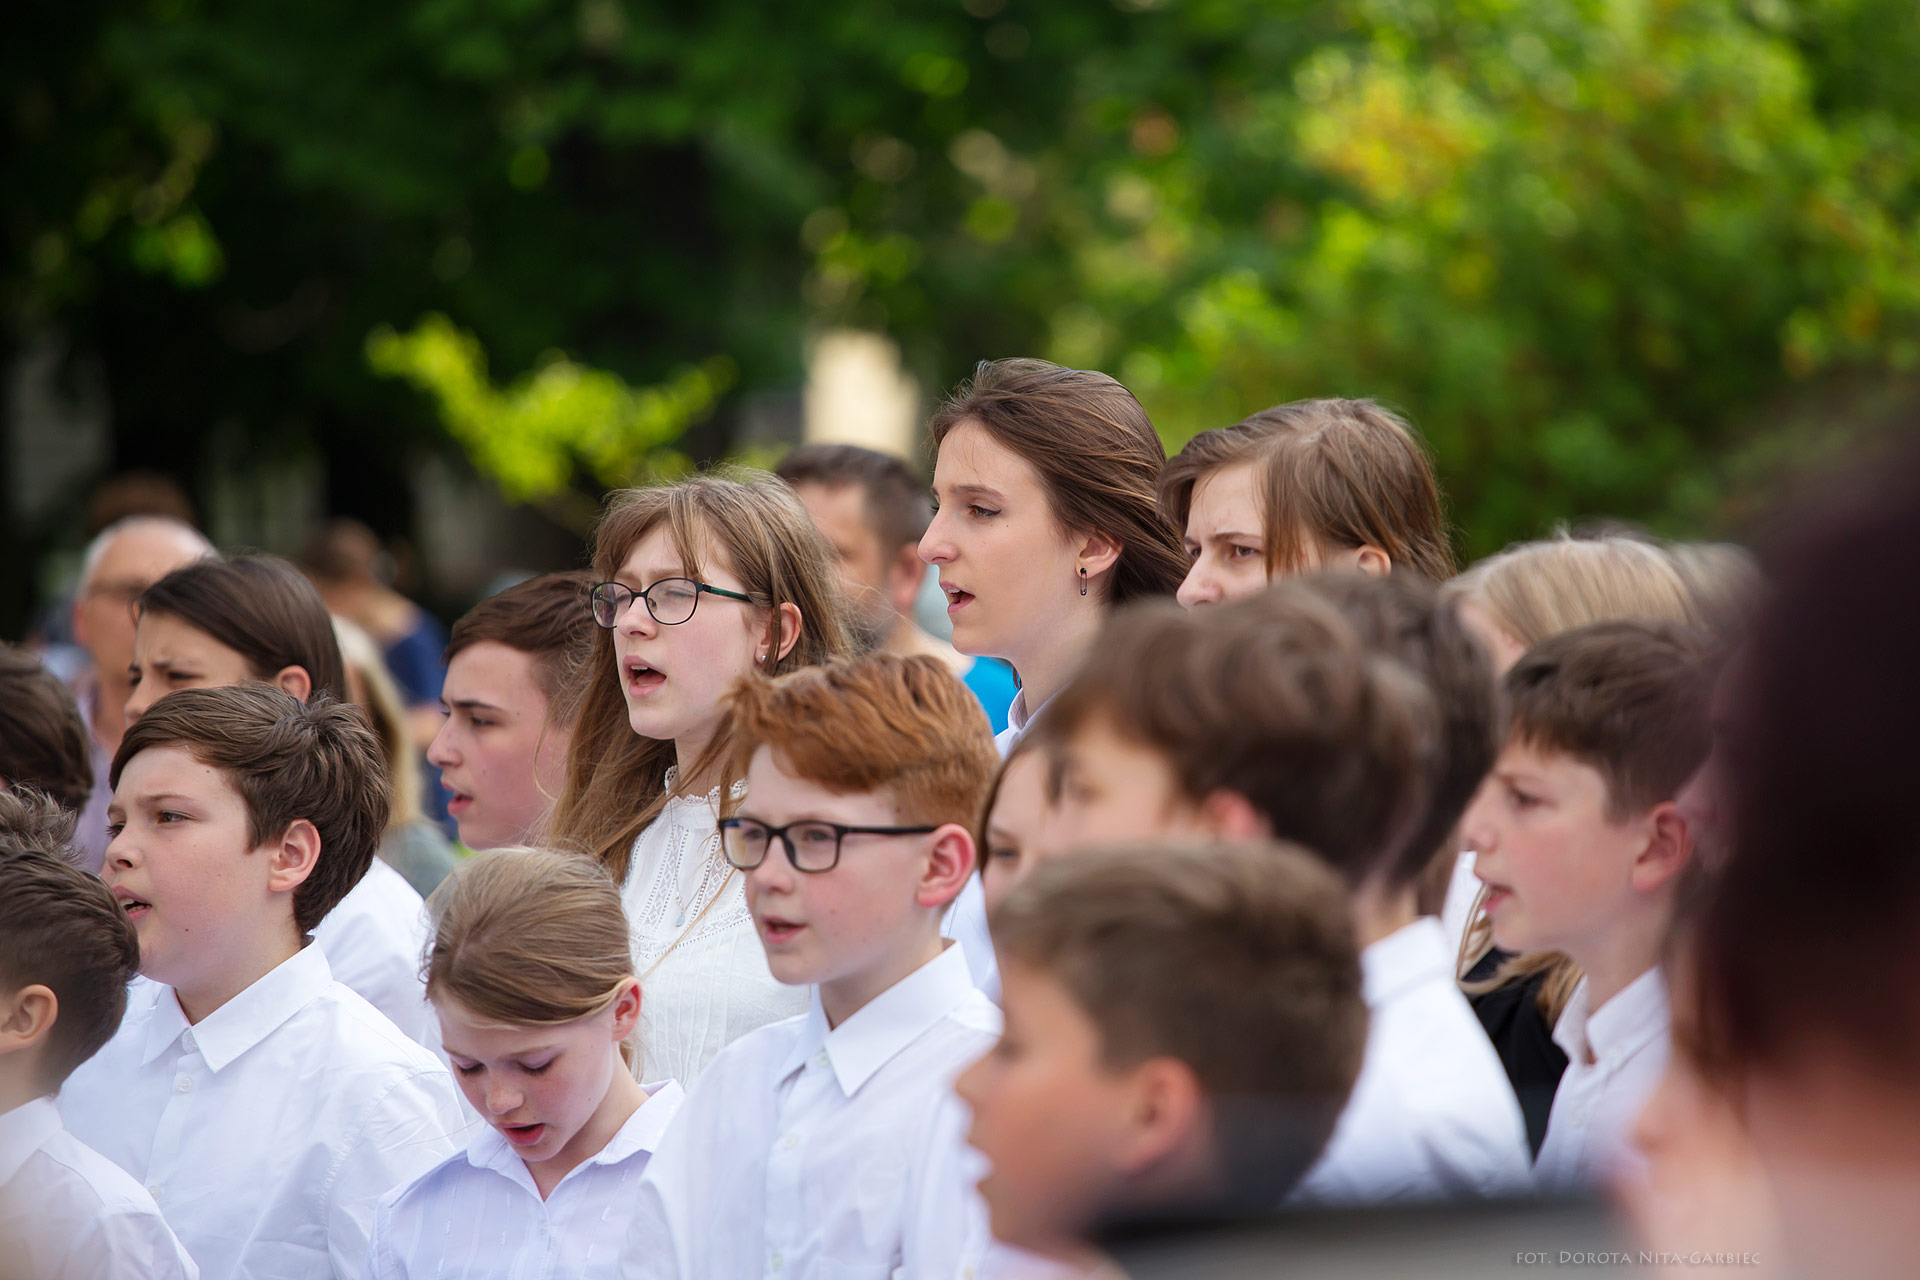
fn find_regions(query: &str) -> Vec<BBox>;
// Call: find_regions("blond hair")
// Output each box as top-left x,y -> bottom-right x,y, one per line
425,846 -> 634,1037
548,470 -> 855,882
332,617 -> 423,830
1448,532 -> 1705,1023
1445,532 -> 1700,651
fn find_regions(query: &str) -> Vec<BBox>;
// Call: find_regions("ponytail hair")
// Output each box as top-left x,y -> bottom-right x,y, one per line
425,847 -> 636,1047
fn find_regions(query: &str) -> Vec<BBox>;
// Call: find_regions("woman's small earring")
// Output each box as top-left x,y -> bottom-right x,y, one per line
1078,567 -> 1088,597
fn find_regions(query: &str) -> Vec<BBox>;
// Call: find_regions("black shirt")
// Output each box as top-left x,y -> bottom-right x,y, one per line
1465,949 -> 1568,1157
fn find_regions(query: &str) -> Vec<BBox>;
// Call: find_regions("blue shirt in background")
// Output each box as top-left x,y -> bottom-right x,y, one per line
961,657 -> 1020,735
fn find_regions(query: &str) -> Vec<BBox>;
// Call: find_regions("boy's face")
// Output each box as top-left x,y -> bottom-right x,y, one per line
428,641 -> 570,850
738,745 -> 953,1004
1461,737 -> 1651,956
105,745 -> 303,995
955,959 -> 1138,1258
438,988 -> 634,1168
980,750 -> 1055,915
1044,711 -> 1211,857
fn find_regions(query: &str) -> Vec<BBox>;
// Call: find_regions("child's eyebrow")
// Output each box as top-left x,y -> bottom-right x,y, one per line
946,483 -> 1006,503
448,697 -> 506,714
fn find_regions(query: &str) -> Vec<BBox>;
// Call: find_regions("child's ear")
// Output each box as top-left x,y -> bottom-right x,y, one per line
1112,1055 -> 1209,1178
916,823 -> 977,910
609,977 -> 643,1041
271,665 -> 313,703
1353,544 -> 1391,577
0,983 -> 58,1056
1196,788 -> 1271,842
1629,801 -> 1694,894
265,818 -> 323,896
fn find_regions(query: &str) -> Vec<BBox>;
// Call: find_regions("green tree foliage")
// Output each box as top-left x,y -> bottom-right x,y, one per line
6,0 -> 1918,563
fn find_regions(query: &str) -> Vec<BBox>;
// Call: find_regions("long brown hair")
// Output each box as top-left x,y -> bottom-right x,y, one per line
928,358 -> 1185,604
1159,398 -> 1455,582
547,470 -> 854,882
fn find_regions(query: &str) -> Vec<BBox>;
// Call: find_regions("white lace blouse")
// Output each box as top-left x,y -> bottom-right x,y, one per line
621,776 -> 807,1087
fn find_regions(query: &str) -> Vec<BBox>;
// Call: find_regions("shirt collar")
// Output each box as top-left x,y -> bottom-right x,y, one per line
140,944 -> 335,1072
1358,916 -> 1453,1010
0,1097 -> 62,1184
466,1078 -> 689,1186
778,942 -> 978,1096
1553,967 -> 1669,1068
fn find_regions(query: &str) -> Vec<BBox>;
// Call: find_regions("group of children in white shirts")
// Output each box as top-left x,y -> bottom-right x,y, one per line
1,365 -> 1761,1279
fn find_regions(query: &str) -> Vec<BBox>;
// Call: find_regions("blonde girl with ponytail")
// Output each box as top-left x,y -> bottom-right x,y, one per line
364,847 -> 683,1279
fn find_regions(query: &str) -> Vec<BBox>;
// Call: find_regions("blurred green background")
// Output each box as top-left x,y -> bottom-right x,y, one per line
6,0 -> 1918,631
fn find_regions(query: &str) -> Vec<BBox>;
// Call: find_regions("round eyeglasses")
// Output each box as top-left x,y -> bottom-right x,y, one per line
718,818 -> 940,873
590,578 -> 755,628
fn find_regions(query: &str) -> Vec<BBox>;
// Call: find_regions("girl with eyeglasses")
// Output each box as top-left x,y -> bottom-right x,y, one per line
546,470 -> 854,1085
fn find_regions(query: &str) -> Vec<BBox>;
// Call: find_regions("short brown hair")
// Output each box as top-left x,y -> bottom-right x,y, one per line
0,645 -> 93,815
112,686 -> 390,934
445,571 -> 596,711
776,444 -> 932,556
1291,573 -> 1499,887
1159,399 -> 1455,582
1046,593 -> 1439,887
1506,621 -> 1718,819
992,841 -> 1367,1207
929,358 -> 1186,605
728,653 -> 999,828
0,787 -> 79,860
0,828 -> 141,1091
138,554 -> 349,703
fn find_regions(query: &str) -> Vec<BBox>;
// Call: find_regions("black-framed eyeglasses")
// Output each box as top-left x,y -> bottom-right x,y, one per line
590,578 -> 756,628
718,817 -> 939,873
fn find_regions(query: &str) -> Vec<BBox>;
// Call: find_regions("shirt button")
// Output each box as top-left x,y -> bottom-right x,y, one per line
770,1252 -> 784,1271
175,1076 -> 193,1093
812,1051 -> 828,1068
780,1133 -> 800,1151
146,1183 -> 162,1198
181,1030 -> 196,1053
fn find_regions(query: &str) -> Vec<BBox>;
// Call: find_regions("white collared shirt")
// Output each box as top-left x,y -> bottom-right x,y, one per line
622,783 -> 808,1087
59,945 -> 468,1280
314,857 -> 438,1050
0,1097 -> 199,1280
1296,917 -> 1533,1204
622,942 -> 1001,1280
1534,968 -> 1670,1194
364,1079 -> 684,1280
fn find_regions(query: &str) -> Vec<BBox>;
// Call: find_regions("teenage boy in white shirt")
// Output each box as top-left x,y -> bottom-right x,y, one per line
61,686 -> 466,1280
620,653 -> 1003,1280
0,794 -> 198,1280
1038,578 -> 1533,1202
1461,621 -> 1715,1194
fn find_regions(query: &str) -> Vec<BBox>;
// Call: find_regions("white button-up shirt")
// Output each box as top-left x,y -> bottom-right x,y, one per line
1296,917 -> 1533,1203
1534,968 -> 1671,1194
314,856 -> 438,1050
0,1096 -> 199,1280
364,1079 -> 684,1279
622,942 -> 1001,1280
59,945 -> 468,1280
